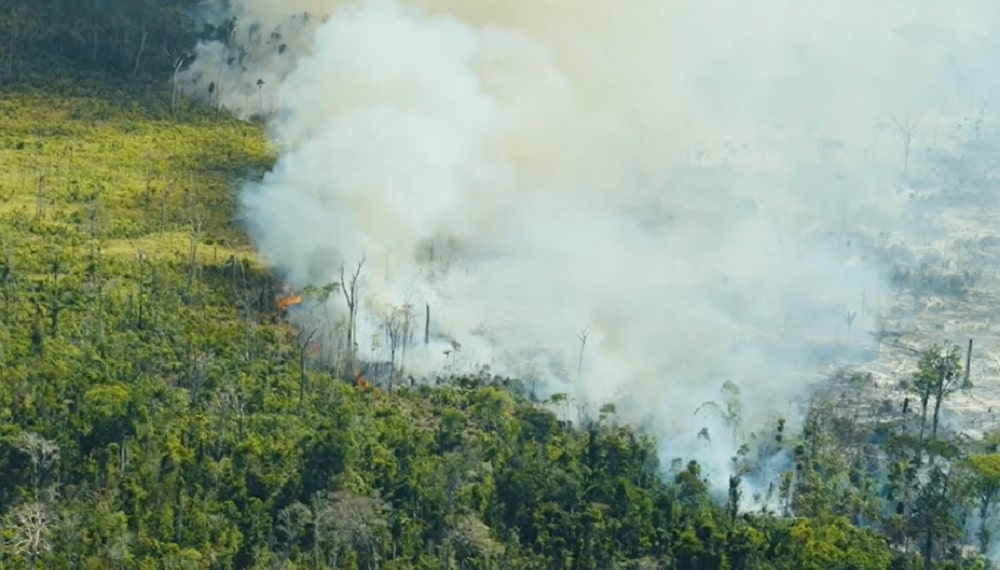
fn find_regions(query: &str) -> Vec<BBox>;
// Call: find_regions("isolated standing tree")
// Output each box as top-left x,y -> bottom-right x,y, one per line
340,256 -> 365,364
892,115 -> 918,177
4,3 -> 31,77
904,344 -> 965,444
16,432 -> 59,499
380,303 -> 414,382
844,309 -> 857,343
575,326 -> 590,383
695,381 -> 744,448
5,501 -> 52,568
170,51 -> 193,117
132,22 -> 148,76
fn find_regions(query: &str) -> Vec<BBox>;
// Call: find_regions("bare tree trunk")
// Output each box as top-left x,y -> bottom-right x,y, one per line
576,326 -> 590,383
7,9 -> 19,77
340,256 -> 366,366
931,387 -> 944,440
132,24 -> 148,76
966,338 -> 973,387
215,50 -> 226,113
171,56 -> 188,118
893,115 -> 918,177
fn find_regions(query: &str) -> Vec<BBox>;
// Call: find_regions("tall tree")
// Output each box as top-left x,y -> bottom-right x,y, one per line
905,344 -> 965,445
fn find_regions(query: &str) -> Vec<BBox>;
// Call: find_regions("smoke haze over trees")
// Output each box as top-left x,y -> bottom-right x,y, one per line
179,0 -> 1000,485
3,0 -> 1000,568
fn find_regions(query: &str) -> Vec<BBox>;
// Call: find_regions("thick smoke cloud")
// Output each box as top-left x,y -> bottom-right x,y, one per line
180,0 -> 1000,489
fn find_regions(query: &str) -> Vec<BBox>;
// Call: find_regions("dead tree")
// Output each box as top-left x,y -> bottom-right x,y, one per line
573,326 -> 592,426
340,256 -> 365,364
380,303 -> 415,384
424,303 -> 430,344
845,310 -> 857,344
16,432 -> 59,499
892,115 -> 919,177
132,23 -> 148,76
965,338 -> 973,387
5,4 -> 25,77
171,52 -> 193,118
575,326 -> 590,384
8,502 -> 52,567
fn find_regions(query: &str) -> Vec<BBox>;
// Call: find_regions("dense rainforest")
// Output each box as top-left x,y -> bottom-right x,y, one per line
0,1 -> 997,568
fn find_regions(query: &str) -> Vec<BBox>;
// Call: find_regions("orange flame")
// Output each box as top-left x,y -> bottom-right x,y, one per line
277,294 -> 302,311
352,369 -> 370,388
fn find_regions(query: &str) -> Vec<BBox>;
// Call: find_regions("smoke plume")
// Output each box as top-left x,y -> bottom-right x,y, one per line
181,0 -> 1000,488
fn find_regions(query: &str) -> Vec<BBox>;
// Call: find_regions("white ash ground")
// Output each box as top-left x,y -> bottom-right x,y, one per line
827,130 -> 1000,439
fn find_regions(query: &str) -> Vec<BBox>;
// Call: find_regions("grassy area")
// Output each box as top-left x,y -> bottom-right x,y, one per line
0,82 -> 272,271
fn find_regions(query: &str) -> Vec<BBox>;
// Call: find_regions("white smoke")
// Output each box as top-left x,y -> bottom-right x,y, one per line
181,0 -> 1000,488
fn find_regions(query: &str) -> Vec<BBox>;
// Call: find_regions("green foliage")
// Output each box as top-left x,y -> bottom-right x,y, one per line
0,2 -> 992,569
902,344 -> 966,444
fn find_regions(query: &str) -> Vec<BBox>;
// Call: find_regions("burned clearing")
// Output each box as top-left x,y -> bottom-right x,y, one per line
827,119 -> 1000,440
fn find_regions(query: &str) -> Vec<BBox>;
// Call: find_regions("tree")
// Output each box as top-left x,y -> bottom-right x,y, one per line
965,453 -> 1000,556
171,51 -> 194,117
447,514 -> 504,570
909,462 -> 963,570
340,255 -> 366,366
4,502 -> 52,568
903,344 -> 965,447
892,115 -> 919,177
312,490 -> 389,569
695,381 -> 744,448
16,432 -> 59,500
379,302 -> 415,384
4,16 -> 992,567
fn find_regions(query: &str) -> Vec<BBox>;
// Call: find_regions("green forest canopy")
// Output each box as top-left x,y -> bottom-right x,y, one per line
0,1 -> 997,568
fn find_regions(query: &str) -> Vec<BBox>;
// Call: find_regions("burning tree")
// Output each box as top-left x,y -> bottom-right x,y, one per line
277,293 -> 302,312
272,256 -> 367,382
